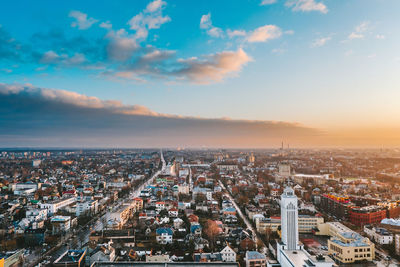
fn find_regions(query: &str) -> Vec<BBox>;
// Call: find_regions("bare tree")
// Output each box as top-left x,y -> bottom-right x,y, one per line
203,219 -> 220,251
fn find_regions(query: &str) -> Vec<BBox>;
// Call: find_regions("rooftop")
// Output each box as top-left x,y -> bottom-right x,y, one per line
246,251 -> 266,260
54,250 -> 85,264
93,263 -> 239,267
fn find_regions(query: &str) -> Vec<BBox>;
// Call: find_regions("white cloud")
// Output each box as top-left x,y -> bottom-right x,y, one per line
176,48 -> 251,84
285,0 -> 328,14
247,25 -> 282,43
128,0 -> 171,41
200,13 -> 224,38
348,33 -> 363,40
311,36 -> 331,47
200,14 -> 282,43
227,29 -> 247,38
207,27 -> 224,38
260,0 -> 277,5
355,21 -> 369,33
129,13 -> 170,33
376,34 -> 385,40
348,21 -> 369,40
100,21 -> 112,29
64,53 -> 86,65
200,14 -> 212,29
110,48 -> 252,84
40,51 -> 60,64
40,51 -> 86,65
145,0 -> 166,12
69,10 -> 98,30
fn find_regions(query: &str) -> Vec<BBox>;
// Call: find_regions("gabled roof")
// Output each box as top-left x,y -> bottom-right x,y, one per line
156,227 -> 173,235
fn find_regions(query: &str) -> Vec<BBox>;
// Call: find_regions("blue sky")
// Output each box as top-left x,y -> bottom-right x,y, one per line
1,0 -> 400,147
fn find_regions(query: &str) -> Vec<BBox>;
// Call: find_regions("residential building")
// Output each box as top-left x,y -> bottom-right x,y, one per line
51,216 -> 72,235
76,200 -> 98,216
40,197 -> 76,215
349,205 -> 387,226
156,227 -> 173,244
364,225 -> 393,245
53,250 -> 86,267
245,251 -> 266,267
319,194 -> 351,220
220,245 -> 236,262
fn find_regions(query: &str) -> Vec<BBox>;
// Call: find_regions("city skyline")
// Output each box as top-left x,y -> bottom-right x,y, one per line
1,0 -> 400,147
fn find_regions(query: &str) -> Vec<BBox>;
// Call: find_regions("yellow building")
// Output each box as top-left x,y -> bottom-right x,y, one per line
256,217 -> 281,234
0,250 -> 24,267
132,197 -> 143,211
318,222 -> 375,264
256,215 -> 324,235
298,215 -> 324,233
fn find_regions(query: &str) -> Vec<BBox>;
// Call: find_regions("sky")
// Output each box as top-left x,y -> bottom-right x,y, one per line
1,0 -> 400,148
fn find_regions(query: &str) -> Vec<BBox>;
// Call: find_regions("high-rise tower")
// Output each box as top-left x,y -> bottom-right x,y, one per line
273,187 -> 334,267
280,187 -> 299,250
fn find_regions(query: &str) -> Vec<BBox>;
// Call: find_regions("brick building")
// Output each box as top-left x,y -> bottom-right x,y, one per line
349,206 -> 387,226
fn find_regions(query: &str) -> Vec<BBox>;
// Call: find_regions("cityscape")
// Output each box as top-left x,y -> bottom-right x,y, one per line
2,148 -> 400,267
1,0 -> 400,267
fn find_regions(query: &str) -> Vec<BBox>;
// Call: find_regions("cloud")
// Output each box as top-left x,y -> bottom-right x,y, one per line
175,48 -> 251,83
247,25 -> 282,43
0,83 -> 320,148
0,25 -> 28,62
310,36 -> 331,47
260,0 -> 277,5
1,3 -> 255,85
40,50 -> 59,64
128,0 -> 171,40
198,12 -> 284,46
105,29 -> 138,61
99,21 -> 112,29
348,21 -> 369,40
348,32 -> 363,40
200,13 -> 224,38
200,15 -> 282,43
109,47 -> 251,84
375,34 -> 385,40
227,29 -> 247,38
43,51 -> 86,66
39,50 -> 87,65
200,14 -> 212,29
145,0 -> 166,12
110,47 -> 176,80
285,0 -> 328,14
69,10 -> 98,30
0,83 -> 160,116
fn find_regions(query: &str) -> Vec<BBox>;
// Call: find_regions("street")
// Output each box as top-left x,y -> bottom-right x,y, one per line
27,150 -> 166,267
218,179 -> 268,254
